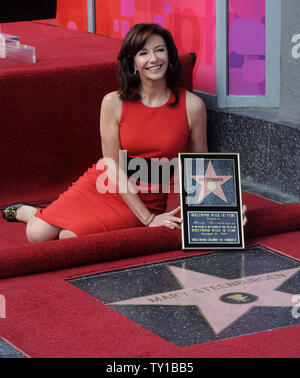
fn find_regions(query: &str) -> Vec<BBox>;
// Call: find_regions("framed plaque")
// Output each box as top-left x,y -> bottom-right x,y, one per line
179,153 -> 245,250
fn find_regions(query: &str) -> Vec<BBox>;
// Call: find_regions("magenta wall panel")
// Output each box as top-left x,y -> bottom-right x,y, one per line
228,0 -> 266,95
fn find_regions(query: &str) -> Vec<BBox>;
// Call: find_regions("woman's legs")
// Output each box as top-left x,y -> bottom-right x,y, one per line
16,205 -> 77,243
58,229 -> 77,239
26,216 -> 61,243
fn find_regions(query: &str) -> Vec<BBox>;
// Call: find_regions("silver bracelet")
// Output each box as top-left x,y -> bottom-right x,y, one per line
144,213 -> 155,226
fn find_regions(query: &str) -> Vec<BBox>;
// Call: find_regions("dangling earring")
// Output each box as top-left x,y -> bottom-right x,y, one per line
168,62 -> 173,71
134,68 -> 139,77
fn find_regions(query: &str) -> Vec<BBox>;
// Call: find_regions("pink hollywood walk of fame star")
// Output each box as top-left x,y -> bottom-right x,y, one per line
110,265 -> 300,335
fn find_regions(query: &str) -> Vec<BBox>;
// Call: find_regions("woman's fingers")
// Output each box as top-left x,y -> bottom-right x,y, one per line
242,205 -> 248,226
163,207 -> 182,229
163,217 -> 182,229
168,206 -> 181,215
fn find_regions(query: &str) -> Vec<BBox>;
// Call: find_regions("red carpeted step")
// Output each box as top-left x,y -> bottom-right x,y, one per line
1,191 -> 300,279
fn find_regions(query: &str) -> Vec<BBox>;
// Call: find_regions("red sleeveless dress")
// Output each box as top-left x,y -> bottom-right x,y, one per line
35,88 -> 190,235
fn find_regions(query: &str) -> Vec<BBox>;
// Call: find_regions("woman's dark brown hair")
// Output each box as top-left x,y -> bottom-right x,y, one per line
117,23 -> 184,106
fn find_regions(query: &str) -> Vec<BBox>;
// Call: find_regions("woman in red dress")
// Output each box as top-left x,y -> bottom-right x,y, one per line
3,23 -> 243,242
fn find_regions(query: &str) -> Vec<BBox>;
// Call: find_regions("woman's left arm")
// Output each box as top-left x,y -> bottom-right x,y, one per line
148,92 -> 208,229
185,91 -> 247,225
186,91 -> 208,153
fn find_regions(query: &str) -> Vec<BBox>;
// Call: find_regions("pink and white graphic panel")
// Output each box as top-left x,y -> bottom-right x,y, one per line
96,0 -> 216,94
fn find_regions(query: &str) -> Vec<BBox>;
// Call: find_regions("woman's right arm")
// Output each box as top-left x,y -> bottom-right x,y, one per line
100,92 -> 159,226
99,92 -> 182,229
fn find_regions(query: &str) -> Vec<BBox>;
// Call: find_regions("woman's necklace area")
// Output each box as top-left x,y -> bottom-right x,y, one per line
140,89 -> 171,108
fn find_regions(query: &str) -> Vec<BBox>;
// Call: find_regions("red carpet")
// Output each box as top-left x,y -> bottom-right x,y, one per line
1,22 -> 300,358
1,190 -> 300,280
0,227 -> 299,358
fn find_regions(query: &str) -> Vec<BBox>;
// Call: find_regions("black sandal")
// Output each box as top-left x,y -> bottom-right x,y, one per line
2,203 -> 45,222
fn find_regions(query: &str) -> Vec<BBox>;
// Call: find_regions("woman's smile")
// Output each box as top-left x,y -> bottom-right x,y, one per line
146,64 -> 163,71
134,34 -> 169,80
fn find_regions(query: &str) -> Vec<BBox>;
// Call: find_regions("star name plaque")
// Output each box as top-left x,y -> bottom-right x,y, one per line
179,153 -> 244,250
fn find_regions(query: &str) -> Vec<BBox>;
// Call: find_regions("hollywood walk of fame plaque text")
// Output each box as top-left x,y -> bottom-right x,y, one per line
179,153 -> 244,250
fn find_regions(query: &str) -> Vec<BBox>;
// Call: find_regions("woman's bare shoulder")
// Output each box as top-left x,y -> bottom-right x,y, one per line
101,91 -> 123,121
102,91 -> 122,107
185,90 -> 206,114
185,90 -> 206,130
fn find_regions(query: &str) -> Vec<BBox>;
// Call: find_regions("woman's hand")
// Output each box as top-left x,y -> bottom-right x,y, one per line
148,206 -> 182,229
242,205 -> 247,226
148,204 -> 247,229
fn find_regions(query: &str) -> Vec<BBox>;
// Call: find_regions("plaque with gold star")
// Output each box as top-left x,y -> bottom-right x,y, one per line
179,153 -> 244,250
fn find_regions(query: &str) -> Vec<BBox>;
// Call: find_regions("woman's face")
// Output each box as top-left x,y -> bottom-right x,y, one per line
133,34 -> 169,83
